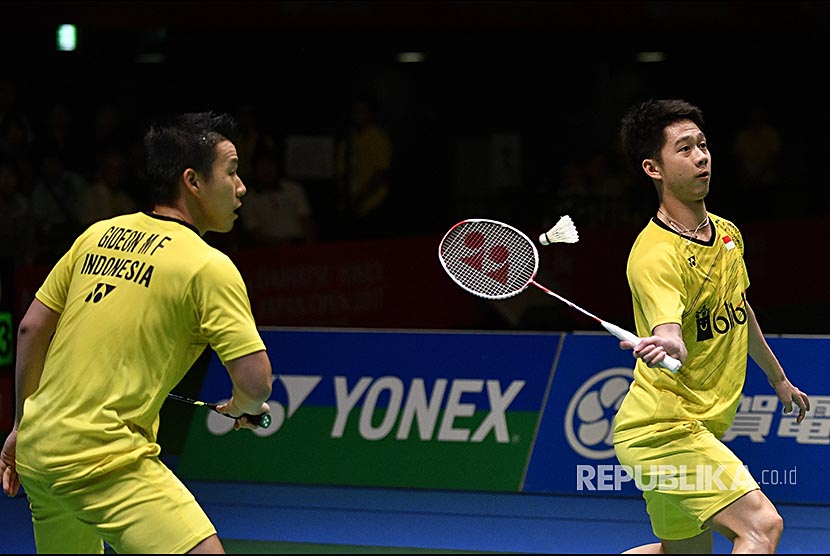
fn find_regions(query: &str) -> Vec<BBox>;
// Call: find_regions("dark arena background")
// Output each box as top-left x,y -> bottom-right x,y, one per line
2,2 -> 830,554
2,1 -> 829,334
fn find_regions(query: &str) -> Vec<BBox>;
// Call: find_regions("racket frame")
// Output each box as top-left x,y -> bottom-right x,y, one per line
438,218 -> 682,373
438,218 -> 539,300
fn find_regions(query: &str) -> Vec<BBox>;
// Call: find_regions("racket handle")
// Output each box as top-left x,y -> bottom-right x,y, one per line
205,403 -> 272,429
601,321 -> 682,373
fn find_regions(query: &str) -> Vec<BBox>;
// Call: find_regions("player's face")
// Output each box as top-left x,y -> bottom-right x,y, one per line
200,140 -> 246,233
657,119 -> 711,202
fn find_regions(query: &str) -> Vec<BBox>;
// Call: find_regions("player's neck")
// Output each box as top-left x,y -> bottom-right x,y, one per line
657,203 -> 710,242
658,201 -> 706,227
152,205 -> 192,225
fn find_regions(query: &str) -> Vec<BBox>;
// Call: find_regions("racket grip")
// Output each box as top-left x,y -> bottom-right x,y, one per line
205,403 -> 272,428
245,412 -> 272,429
601,321 -> 682,373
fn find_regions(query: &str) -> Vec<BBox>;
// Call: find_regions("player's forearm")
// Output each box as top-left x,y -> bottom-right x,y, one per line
14,303 -> 59,426
226,350 -> 273,415
746,302 -> 786,384
230,388 -> 271,416
650,322 -> 688,363
15,356 -> 46,428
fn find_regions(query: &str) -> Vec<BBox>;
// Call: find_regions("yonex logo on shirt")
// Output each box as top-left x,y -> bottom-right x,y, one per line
84,283 -> 116,303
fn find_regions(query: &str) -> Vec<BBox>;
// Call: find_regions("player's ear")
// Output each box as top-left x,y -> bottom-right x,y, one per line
642,159 -> 661,180
183,169 -> 199,193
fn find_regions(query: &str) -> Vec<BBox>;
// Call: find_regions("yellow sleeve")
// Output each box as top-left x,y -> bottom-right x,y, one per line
35,243 -> 79,313
191,252 -> 265,364
628,240 -> 685,334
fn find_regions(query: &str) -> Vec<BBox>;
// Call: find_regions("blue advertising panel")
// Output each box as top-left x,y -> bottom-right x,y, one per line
184,327 -> 563,491
727,336 -> 829,504
522,332 -> 641,497
199,327 -> 561,412
523,333 -> 830,504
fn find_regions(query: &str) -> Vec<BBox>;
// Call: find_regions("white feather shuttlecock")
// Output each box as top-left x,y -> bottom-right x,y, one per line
539,215 -> 579,246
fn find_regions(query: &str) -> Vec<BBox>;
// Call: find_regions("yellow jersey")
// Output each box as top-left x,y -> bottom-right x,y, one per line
336,125 -> 392,216
614,213 -> 750,442
17,212 -> 265,481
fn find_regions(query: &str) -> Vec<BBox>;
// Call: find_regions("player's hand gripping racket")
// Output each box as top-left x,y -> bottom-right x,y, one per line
167,393 -> 272,428
438,219 -> 682,373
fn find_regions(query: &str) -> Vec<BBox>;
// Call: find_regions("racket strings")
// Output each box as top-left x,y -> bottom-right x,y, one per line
440,220 -> 537,299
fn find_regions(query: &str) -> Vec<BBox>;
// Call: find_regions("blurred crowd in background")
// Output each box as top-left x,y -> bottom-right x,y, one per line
1,1 -> 829,335
0,65 -> 811,266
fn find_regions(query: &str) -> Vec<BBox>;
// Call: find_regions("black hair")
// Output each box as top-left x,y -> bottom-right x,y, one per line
144,111 -> 238,205
619,99 -> 705,178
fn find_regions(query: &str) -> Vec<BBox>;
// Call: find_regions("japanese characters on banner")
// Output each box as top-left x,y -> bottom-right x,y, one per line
523,333 -> 827,504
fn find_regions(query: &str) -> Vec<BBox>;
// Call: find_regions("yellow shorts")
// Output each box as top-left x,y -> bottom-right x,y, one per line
19,456 -> 217,554
614,420 -> 759,541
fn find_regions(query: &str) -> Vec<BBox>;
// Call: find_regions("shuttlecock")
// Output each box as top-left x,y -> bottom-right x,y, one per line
539,215 -> 579,245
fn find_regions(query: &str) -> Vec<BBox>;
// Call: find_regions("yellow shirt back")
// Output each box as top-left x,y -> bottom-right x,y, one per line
17,212 -> 266,480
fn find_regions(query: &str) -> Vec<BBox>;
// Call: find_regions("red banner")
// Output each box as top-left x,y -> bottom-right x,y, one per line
12,221 -> 828,333
230,237 -> 483,328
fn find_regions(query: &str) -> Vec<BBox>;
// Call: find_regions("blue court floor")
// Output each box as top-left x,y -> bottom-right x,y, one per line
3,481 -> 829,553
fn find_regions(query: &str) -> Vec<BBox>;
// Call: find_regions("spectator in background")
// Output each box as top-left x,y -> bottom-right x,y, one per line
0,78 -> 35,160
335,97 -> 393,239
36,101 -> 88,177
1,110 -> 40,221
124,133 -> 152,211
241,146 -> 316,245
553,160 -> 591,224
235,104 -> 277,181
731,103 -> 782,218
0,110 -> 36,163
78,148 -> 138,226
732,103 -> 782,189
583,151 -> 627,225
0,157 -> 36,264
90,104 -> 132,161
29,147 -> 89,263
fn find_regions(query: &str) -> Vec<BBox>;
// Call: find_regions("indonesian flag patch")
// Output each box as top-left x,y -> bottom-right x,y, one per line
723,235 -> 736,250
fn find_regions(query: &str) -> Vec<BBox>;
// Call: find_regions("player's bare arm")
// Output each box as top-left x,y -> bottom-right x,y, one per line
620,322 -> 687,369
745,302 -> 810,422
217,350 -> 272,430
14,299 -> 60,425
1,299 -> 60,497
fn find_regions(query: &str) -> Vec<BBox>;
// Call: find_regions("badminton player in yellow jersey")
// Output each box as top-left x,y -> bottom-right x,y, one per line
0,112 -> 272,553
613,99 -> 810,554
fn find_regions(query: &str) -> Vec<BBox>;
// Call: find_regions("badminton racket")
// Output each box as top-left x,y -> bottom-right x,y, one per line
438,218 -> 682,373
167,393 -> 272,428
